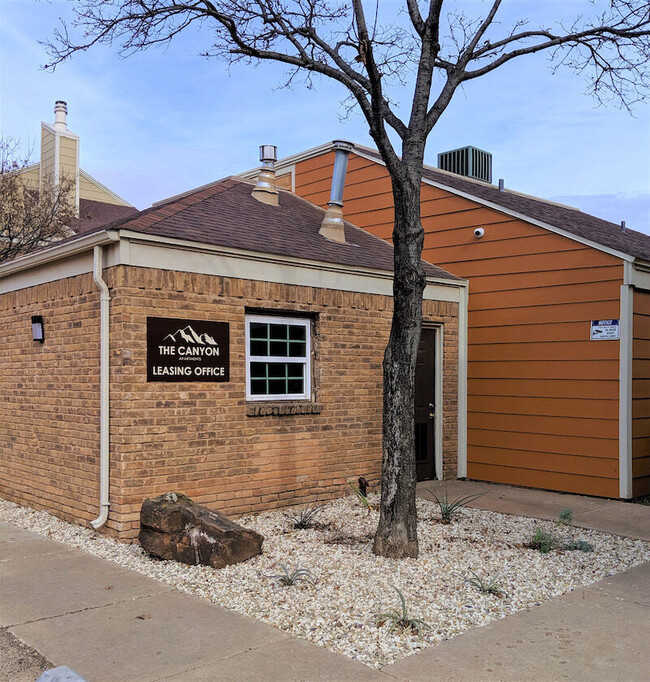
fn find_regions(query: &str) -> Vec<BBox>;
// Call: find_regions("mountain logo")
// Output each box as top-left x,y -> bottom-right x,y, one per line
163,325 -> 218,346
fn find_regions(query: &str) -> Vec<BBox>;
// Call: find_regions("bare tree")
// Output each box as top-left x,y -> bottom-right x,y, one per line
1,139 -> 76,263
45,1 -> 650,558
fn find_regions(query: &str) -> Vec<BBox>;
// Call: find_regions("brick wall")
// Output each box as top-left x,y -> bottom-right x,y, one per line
0,265 -> 459,539
0,273 -> 103,526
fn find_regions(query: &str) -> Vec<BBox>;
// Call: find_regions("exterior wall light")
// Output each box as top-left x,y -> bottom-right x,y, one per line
31,315 -> 44,343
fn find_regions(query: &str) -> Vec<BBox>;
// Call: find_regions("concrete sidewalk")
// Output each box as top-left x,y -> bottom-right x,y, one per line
417,479 -> 650,541
0,523 -> 386,682
1,483 -> 649,681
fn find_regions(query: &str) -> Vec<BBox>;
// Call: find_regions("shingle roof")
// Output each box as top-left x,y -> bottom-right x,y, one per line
84,177 -> 460,281
356,145 -> 650,262
71,199 -> 138,234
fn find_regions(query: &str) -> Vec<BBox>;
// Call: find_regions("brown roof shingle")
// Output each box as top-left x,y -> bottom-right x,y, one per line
71,199 -> 138,234
83,177 -> 460,281
356,145 -> 650,262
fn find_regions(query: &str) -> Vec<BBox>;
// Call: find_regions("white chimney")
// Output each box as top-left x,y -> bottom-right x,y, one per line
251,145 -> 279,206
54,100 -> 68,131
319,140 -> 354,243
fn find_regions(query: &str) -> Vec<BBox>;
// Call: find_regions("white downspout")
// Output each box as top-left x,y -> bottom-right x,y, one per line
91,245 -> 110,529
457,282 -> 469,479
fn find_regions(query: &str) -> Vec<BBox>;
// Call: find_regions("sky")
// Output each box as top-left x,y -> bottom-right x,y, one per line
1,0 -> 649,232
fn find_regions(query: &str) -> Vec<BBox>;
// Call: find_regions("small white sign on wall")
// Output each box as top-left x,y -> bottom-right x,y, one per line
590,319 -> 620,340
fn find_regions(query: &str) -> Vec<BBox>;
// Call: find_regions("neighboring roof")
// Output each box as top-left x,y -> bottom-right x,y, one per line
79,177 -> 460,281
71,199 -> 138,234
352,145 -> 650,262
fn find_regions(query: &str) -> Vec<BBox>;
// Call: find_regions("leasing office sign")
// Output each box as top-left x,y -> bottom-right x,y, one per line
147,317 -> 230,382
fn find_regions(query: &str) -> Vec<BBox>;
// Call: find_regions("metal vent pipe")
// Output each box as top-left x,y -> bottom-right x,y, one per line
319,140 -> 354,243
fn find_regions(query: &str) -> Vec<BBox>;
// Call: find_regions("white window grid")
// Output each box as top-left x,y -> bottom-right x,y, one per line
245,314 -> 312,401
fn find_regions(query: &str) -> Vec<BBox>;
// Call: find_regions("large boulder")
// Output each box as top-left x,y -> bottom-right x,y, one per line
139,493 -> 263,568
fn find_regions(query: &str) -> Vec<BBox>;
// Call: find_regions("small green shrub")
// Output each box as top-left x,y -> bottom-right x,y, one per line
284,505 -> 324,529
564,539 -> 595,552
528,528 -> 559,553
465,569 -> 504,596
376,586 -> 430,638
267,563 -> 316,587
557,508 -> 573,525
427,489 -> 486,523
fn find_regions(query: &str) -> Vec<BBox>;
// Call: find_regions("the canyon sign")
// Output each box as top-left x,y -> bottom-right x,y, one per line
147,317 -> 230,382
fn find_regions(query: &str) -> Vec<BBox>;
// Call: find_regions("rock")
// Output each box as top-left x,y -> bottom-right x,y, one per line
139,492 -> 263,568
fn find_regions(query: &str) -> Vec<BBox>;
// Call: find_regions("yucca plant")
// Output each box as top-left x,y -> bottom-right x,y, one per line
426,489 -> 486,523
284,505 -> 324,530
465,570 -> 504,596
376,586 -> 430,638
267,563 -> 316,587
348,480 -> 373,512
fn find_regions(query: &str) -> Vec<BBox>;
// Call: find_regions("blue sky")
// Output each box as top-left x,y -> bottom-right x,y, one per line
1,0 -> 649,232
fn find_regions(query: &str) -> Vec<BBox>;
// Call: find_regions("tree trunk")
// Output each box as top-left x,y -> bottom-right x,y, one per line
373,168 -> 426,559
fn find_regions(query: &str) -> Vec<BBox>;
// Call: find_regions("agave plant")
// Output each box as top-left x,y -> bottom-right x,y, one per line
284,505 -> 324,530
347,480 -> 373,512
465,569 -> 504,596
426,489 -> 486,523
564,539 -> 594,552
557,508 -> 573,526
267,563 -> 316,587
376,586 -> 430,638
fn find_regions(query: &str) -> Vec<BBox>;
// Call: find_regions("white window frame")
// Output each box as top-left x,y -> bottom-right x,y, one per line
245,314 -> 312,401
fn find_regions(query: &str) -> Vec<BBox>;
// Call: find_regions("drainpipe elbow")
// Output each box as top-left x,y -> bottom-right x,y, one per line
90,504 -> 109,530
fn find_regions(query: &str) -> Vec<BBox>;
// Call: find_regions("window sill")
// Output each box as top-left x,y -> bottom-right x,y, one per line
246,402 -> 322,417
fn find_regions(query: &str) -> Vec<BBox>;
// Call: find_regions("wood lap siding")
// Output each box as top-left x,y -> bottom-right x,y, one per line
294,152 -> 623,497
633,290 -> 650,496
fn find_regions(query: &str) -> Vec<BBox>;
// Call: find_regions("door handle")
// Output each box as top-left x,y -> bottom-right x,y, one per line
428,402 -> 435,419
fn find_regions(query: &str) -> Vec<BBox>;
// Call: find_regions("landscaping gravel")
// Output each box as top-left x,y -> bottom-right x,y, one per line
1,495 -> 649,669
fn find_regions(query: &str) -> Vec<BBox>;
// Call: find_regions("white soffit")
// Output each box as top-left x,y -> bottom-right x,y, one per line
120,231 -> 465,302
0,230 -> 466,302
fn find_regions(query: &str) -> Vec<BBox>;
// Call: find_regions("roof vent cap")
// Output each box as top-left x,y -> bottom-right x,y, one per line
438,146 -> 492,183
252,144 -> 279,206
54,100 -> 68,130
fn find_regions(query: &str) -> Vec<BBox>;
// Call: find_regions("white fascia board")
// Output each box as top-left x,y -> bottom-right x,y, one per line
0,227 -> 466,302
0,235 -> 122,294
0,231 -> 119,280
117,230 -> 465,302
349,147 -> 634,264
626,261 -> 650,290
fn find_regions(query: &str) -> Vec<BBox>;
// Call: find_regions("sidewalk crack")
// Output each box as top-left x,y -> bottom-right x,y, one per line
7,588 -> 176,628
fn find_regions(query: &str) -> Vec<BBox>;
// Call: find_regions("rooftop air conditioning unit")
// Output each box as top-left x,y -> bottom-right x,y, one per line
437,146 -> 492,183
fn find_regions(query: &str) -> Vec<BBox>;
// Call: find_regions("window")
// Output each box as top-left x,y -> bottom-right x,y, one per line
245,315 -> 311,401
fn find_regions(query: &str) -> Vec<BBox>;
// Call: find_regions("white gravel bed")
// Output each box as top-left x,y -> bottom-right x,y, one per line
1,495 -> 649,669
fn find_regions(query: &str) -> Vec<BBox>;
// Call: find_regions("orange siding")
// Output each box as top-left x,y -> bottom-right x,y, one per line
632,290 -> 650,496
292,151 -> 624,498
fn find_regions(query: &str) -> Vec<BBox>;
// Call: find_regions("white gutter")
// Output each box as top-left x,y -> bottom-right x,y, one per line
91,245 -> 111,529
0,230 -> 119,279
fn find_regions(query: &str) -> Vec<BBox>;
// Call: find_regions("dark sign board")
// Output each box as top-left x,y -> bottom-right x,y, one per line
147,317 -> 230,382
